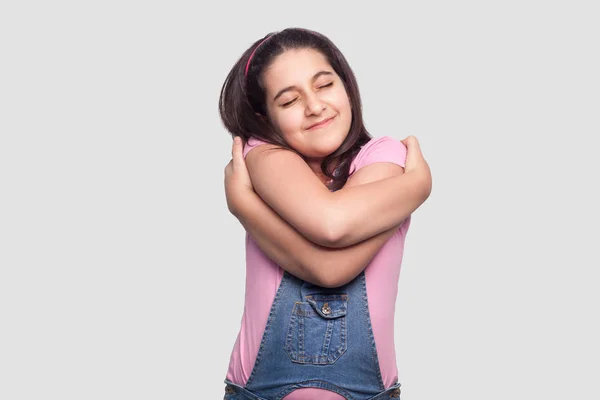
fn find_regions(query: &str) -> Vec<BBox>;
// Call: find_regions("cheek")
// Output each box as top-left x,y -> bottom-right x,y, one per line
274,111 -> 303,136
335,95 -> 352,123
341,92 -> 352,111
330,88 -> 351,113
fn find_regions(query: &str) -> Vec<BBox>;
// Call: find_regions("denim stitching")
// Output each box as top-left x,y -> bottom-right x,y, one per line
365,383 -> 402,400
246,271 -> 289,387
285,295 -> 348,365
322,318 -> 333,356
274,379 -> 354,400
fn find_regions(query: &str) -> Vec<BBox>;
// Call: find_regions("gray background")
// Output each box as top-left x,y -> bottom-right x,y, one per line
1,1 -> 599,399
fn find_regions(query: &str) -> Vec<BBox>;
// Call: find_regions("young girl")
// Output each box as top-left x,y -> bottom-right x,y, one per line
220,28 -> 432,400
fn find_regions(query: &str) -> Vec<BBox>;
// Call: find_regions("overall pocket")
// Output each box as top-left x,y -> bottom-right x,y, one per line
284,293 -> 348,365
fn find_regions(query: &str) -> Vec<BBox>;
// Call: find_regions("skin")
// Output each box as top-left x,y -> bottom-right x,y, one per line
261,48 -> 353,183
224,135 -> 426,287
223,48 -> 432,286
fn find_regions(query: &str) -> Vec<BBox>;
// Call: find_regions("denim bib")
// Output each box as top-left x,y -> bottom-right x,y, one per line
224,271 -> 401,400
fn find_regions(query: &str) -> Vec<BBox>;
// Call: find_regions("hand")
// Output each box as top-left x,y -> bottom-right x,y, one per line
224,137 -> 254,215
400,135 -> 427,173
401,135 -> 432,196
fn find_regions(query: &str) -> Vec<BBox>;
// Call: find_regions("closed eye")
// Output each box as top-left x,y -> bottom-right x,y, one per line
282,98 -> 297,107
281,83 -> 332,107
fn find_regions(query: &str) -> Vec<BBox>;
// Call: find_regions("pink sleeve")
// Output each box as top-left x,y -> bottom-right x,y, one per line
242,137 -> 269,159
349,136 -> 407,174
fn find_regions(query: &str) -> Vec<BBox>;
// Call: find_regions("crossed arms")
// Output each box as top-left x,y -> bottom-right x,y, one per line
224,137 -> 432,288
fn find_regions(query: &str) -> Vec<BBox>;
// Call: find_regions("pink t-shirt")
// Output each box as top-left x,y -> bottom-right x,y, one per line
226,136 -> 411,400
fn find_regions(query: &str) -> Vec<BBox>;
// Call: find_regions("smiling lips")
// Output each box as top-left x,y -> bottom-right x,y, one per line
307,116 -> 335,130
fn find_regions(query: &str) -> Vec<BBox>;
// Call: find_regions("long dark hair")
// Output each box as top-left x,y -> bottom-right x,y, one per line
219,27 -> 371,191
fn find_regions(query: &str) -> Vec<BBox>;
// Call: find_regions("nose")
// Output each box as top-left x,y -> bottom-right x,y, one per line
304,92 -> 326,116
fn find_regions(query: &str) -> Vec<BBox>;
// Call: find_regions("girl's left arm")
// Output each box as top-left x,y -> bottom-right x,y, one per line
233,188 -> 400,288
244,138 -> 430,249
227,149 -> 405,288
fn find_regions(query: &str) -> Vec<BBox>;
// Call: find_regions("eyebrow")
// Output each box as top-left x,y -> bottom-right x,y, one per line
272,71 -> 334,103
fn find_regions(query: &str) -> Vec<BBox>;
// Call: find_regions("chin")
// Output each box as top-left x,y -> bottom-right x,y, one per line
291,126 -> 349,158
307,139 -> 347,158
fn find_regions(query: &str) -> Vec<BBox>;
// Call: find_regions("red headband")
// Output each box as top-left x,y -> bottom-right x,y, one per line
244,33 -> 277,78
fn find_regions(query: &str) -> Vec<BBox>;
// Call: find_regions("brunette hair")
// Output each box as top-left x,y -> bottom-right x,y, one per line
219,27 -> 372,191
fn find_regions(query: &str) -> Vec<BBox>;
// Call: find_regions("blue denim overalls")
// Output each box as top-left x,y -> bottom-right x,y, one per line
223,271 -> 402,400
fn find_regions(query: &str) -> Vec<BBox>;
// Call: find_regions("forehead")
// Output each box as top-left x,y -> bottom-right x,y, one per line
262,48 -> 333,90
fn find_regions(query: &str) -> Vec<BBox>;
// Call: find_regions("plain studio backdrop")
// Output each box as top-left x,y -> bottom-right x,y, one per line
1,1 -> 598,399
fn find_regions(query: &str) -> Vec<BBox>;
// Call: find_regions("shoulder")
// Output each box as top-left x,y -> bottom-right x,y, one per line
349,136 -> 408,175
242,137 -> 270,159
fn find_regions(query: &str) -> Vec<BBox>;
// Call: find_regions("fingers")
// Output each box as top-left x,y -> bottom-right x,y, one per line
224,159 -> 233,179
401,135 -> 421,153
231,136 -> 243,163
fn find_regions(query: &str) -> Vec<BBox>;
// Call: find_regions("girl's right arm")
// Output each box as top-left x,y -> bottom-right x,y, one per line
233,188 -> 402,288
245,136 -> 431,248
226,138 -> 411,287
